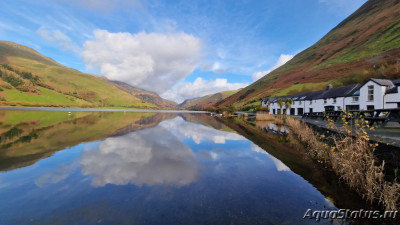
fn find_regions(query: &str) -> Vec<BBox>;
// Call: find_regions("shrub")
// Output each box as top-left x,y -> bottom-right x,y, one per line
2,74 -> 23,87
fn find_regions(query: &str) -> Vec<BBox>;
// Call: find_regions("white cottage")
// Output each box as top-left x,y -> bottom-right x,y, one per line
261,78 -> 400,115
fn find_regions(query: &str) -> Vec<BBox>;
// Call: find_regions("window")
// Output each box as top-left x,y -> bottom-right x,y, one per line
324,99 -> 327,104
309,101 -> 312,105
333,98 -> 337,104
346,105 -> 359,111
367,105 -> 375,111
352,96 -> 359,102
368,85 -> 374,101
299,101 -> 302,105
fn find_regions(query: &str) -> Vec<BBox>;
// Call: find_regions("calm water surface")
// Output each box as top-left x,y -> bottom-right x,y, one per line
0,110 -> 363,224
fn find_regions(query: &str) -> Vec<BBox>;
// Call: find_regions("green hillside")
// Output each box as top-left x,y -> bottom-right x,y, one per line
216,0 -> 400,109
0,41 -> 170,108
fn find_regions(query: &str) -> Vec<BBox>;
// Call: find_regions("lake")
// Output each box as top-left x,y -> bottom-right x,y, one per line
0,110 -> 374,224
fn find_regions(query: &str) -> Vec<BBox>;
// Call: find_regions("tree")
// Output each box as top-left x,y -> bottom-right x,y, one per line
285,98 -> 294,115
277,98 -> 284,115
225,105 -> 236,114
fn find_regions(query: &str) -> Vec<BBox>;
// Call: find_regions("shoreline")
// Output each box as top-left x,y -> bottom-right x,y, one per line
0,106 -> 208,113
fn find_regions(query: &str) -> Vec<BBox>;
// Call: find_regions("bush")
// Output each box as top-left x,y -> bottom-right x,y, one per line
3,74 -> 23,87
256,106 -> 269,112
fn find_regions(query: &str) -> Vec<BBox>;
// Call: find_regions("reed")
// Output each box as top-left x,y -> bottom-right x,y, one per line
282,114 -> 400,211
255,113 -> 274,121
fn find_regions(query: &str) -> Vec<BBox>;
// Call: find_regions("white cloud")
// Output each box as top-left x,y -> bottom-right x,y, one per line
80,125 -> 198,187
162,77 -> 248,103
82,29 -> 202,94
252,69 -> 271,82
252,54 -> 294,81
37,26 -> 80,54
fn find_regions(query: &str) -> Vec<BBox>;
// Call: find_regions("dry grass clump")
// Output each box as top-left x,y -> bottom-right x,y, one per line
256,113 -> 274,121
282,114 -> 400,211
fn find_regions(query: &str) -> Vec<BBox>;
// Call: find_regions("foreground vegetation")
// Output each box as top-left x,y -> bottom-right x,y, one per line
279,115 -> 400,211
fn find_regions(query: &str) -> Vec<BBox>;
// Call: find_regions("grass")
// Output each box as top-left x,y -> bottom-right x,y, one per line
2,87 -> 84,105
282,115 -> 400,211
271,82 -> 329,97
310,18 -> 400,71
0,43 -> 160,108
255,113 -> 274,121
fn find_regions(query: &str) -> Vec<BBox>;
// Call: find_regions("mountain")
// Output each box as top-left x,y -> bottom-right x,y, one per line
0,41 -> 176,108
179,89 -> 240,110
216,0 -> 400,109
110,80 -> 177,108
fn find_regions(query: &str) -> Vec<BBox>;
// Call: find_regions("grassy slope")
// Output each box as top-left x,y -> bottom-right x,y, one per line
217,0 -> 400,109
0,41 -> 158,108
179,89 -> 240,109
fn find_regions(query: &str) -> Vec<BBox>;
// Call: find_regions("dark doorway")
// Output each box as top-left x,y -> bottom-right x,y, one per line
297,108 -> 304,115
290,108 -> 295,115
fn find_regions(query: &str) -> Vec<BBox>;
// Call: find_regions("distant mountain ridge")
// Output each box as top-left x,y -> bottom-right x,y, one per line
215,0 -> 400,109
179,89 -> 240,110
110,80 -> 177,108
0,41 -> 176,108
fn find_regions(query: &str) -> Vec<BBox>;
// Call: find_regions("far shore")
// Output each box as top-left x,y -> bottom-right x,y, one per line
0,106 -> 208,113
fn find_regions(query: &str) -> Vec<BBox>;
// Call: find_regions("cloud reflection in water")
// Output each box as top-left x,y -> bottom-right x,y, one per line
80,125 -> 198,187
251,144 -> 291,172
160,117 -> 246,144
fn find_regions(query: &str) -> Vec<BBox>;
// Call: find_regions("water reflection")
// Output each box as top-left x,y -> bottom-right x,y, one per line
251,144 -> 291,172
0,111 -> 379,224
0,111 -> 171,171
160,116 -> 246,144
35,161 -> 79,187
256,121 -> 290,135
80,125 -> 198,187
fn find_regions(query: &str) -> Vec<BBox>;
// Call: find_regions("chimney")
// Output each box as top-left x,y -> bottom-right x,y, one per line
326,84 -> 333,90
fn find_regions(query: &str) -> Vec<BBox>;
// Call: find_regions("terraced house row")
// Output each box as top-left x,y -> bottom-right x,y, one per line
261,78 -> 400,115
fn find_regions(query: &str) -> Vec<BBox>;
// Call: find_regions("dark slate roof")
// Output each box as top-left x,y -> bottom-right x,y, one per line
263,84 -> 362,102
391,78 -> 400,86
303,90 -> 325,100
370,78 -> 394,86
386,86 -> 398,94
312,84 -> 362,99
262,78 -> 399,102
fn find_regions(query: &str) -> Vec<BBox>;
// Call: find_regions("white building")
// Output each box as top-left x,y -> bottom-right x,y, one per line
261,78 -> 400,115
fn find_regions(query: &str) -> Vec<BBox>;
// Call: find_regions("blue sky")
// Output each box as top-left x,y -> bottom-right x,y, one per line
0,0 -> 367,102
